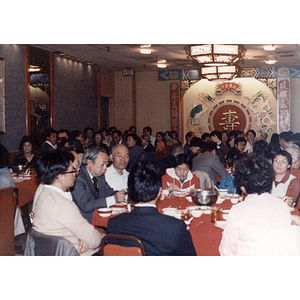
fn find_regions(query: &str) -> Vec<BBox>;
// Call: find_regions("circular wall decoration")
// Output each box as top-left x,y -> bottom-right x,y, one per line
208,100 -> 252,132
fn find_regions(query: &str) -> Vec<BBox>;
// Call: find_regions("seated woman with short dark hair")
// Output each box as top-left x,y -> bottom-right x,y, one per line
271,149 -> 300,206
162,153 -> 200,196
219,155 -> 292,256
14,135 -> 40,168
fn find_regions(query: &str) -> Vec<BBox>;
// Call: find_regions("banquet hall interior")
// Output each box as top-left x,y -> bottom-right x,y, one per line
1,44 -> 300,152
2,43 -> 300,256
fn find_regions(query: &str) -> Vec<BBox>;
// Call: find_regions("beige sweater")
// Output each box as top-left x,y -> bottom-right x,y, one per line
33,185 -> 102,256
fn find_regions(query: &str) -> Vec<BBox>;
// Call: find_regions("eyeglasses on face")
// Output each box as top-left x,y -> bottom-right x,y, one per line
273,159 -> 288,164
62,168 -> 77,174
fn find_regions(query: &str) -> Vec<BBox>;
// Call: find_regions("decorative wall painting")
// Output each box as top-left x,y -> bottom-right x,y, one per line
182,78 -> 277,138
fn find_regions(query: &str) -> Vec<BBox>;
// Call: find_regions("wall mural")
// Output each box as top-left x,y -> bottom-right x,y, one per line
182,78 -> 277,138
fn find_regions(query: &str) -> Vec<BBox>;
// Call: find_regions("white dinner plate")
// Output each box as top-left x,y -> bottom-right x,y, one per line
111,207 -> 127,215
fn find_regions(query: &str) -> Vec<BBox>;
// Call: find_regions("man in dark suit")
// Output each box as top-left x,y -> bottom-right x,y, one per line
71,146 -> 125,223
109,129 -> 125,150
107,161 -> 196,256
158,143 -> 184,176
39,128 -> 57,156
141,135 -> 155,152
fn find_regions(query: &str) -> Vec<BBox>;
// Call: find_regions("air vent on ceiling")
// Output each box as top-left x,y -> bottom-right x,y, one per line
122,68 -> 134,76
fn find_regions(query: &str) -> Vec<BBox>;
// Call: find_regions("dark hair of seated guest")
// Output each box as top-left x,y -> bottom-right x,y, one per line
234,136 -> 247,147
174,153 -> 192,169
18,135 -> 37,153
234,155 -> 273,195
252,139 -> 270,160
35,150 -> 74,185
202,141 -> 217,153
128,161 -> 162,204
190,137 -> 204,149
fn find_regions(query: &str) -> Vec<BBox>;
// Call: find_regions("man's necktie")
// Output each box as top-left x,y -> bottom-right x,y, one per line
92,177 -> 98,191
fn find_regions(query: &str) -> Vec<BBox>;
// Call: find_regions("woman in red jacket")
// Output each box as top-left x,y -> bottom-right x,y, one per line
162,153 -> 200,195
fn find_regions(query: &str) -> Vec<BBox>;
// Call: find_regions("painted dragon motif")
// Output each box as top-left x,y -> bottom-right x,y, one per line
246,90 -> 275,133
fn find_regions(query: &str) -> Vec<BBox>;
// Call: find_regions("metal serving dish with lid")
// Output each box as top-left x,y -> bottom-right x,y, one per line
190,190 -> 218,206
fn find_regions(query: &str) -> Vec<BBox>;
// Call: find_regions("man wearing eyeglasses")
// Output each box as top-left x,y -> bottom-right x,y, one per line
33,150 -> 103,255
72,146 -> 125,223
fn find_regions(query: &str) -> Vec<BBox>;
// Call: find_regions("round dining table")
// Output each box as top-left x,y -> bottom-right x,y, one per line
92,194 -> 300,256
14,175 -> 40,208
92,196 -> 238,256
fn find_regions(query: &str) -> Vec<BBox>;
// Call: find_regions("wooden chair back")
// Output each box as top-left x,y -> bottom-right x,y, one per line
100,233 -> 147,256
0,187 -> 17,255
9,151 -> 20,166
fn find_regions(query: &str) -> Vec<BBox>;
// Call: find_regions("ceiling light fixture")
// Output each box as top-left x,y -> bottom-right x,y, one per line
29,65 -> 41,72
140,44 -> 152,54
266,60 -> 276,64
140,49 -> 152,54
157,59 -> 167,68
187,44 -> 246,65
264,45 -> 276,51
200,65 -> 239,80
185,44 -> 246,80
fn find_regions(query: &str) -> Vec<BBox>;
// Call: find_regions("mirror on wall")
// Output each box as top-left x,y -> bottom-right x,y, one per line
28,46 -> 51,147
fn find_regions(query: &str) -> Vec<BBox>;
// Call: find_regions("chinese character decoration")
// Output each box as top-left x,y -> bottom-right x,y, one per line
246,90 -> 276,133
219,110 -> 240,131
170,82 -> 180,132
215,82 -> 242,95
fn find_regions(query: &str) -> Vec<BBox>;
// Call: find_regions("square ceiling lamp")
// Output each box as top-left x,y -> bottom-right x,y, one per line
189,44 -> 244,64
200,65 -> 239,80
186,44 -> 246,80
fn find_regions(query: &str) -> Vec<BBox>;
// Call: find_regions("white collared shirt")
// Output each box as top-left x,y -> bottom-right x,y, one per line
45,140 -> 55,148
149,136 -> 156,147
105,165 -> 129,191
134,203 -> 157,208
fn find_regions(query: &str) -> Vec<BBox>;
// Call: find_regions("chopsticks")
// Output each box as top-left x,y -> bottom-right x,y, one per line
194,221 -> 204,228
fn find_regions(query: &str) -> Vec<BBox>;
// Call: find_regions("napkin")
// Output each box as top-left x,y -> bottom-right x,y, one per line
214,220 -> 226,230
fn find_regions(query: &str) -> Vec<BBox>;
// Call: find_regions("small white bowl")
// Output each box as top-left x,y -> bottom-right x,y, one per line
98,208 -> 112,217
191,210 -> 203,218
218,189 -> 228,197
230,198 -> 239,204
222,209 -> 230,220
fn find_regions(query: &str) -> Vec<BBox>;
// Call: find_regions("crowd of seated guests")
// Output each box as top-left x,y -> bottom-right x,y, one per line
5,125 -> 300,256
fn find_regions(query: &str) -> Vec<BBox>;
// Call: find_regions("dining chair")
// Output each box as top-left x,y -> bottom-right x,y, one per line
24,229 -> 79,256
0,187 -> 17,255
100,233 -> 147,256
